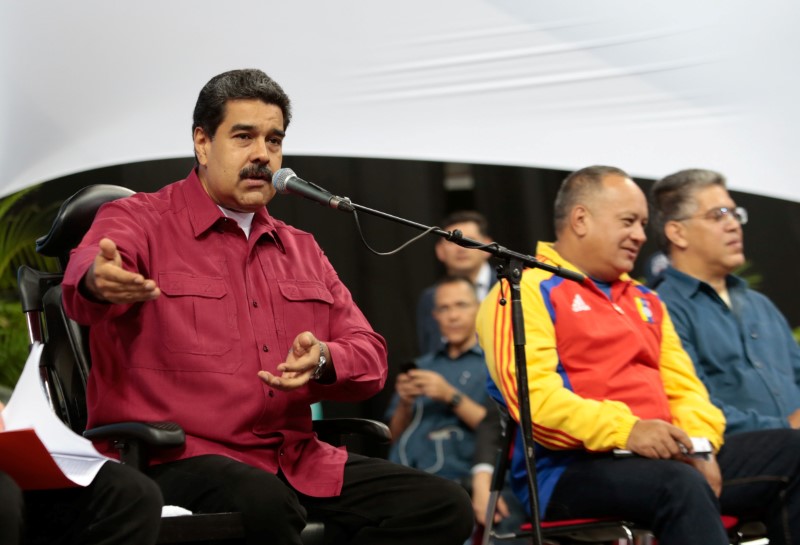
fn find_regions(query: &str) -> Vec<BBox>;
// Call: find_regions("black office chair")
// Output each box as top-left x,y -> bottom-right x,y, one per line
17,184 -> 391,545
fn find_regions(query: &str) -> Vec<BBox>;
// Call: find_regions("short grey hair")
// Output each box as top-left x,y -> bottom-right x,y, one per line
650,169 -> 727,254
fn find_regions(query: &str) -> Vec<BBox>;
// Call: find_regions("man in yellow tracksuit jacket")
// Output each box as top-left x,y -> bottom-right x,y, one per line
477,165 -> 800,545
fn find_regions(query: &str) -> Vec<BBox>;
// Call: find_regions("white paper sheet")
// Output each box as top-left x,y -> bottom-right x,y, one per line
1,343 -> 112,487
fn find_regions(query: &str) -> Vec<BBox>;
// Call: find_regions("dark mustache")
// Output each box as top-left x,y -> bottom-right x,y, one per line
239,164 -> 273,181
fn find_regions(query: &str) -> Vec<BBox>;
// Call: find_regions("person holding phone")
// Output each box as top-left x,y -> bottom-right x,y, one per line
386,276 -> 488,484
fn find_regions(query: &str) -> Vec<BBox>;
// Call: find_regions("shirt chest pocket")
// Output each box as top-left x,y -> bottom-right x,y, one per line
157,273 -> 240,359
276,280 -> 334,340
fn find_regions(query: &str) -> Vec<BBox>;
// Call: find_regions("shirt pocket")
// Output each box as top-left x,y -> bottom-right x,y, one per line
157,272 -> 240,360
276,280 -> 334,340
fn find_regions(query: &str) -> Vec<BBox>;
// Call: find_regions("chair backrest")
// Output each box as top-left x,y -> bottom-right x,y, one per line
36,184 -> 135,269
42,282 -> 91,433
18,184 -> 135,433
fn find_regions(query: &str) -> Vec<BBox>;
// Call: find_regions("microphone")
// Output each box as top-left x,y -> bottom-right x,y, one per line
272,168 -> 353,212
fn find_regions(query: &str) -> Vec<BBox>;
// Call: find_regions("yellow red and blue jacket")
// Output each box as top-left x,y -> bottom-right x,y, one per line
476,242 -> 725,515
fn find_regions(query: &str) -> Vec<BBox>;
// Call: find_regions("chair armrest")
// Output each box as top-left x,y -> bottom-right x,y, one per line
83,418 -> 391,468
84,421 -> 185,469
17,266 -> 64,313
84,421 -> 185,446
312,418 -> 391,445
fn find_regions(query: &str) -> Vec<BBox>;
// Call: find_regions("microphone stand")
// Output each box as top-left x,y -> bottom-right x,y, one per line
340,199 -> 584,545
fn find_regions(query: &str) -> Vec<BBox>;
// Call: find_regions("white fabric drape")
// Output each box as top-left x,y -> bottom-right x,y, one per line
2,0 -> 798,201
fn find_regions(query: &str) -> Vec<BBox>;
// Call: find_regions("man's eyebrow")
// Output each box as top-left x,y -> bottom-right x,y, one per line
228,124 -> 286,138
230,123 -> 256,133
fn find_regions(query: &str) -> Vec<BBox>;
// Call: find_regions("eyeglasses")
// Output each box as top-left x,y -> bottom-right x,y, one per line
676,206 -> 748,226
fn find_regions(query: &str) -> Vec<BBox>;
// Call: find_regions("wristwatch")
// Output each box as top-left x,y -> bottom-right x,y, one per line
311,342 -> 328,381
448,391 -> 463,409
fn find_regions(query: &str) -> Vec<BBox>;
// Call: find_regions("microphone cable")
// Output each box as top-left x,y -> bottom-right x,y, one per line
351,208 -> 439,256
351,208 -> 500,257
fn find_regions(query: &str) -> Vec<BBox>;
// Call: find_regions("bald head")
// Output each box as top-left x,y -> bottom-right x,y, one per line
554,165 -> 631,235
552,166 -> 648,281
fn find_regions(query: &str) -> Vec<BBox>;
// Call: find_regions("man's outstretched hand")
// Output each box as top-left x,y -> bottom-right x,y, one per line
84,238 -> 160,304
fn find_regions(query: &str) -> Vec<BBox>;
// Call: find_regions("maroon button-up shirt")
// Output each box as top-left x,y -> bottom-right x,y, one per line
62,171 -> 388,497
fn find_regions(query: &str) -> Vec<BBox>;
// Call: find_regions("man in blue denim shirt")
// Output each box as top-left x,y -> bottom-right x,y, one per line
387,276 -> 488,482
651,168 -> 800,434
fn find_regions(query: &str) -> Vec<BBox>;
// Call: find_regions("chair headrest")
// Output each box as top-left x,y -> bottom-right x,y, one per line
36,184 -> 135,262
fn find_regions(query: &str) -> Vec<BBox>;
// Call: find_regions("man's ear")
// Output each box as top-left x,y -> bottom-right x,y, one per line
571,205 -> 590,237
193,127 -> 210,167
664,220 -> 689,250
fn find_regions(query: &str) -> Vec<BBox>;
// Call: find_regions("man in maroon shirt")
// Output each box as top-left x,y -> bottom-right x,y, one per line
62,69 -> 473,545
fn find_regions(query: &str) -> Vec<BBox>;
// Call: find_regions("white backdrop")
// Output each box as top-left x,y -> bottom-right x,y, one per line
2,0 -> 798,201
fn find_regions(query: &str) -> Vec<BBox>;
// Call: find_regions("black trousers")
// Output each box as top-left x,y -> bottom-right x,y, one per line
147,452 -> 474,545
545,428 -> 800,545
0,472 -> 23,545
0,462 -> 163,545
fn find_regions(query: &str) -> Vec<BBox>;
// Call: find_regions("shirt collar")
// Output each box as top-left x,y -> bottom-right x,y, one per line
435,341 -> 484,360
219,206 -> 255,237
475,262 -> 492,289
183,169 -> 282,247
662,265 -> 747,298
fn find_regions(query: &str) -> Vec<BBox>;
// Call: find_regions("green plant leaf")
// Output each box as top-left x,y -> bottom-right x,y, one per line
0,185 -> 60,388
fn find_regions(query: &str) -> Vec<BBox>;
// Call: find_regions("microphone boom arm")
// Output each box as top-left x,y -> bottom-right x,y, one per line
339,196 -> 583,545
342,199 -> 584,283
298,180 -> 582,544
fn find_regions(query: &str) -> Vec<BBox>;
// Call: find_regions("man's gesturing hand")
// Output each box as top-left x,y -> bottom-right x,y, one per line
84,238 -> 160,304
258,331 -> 327,391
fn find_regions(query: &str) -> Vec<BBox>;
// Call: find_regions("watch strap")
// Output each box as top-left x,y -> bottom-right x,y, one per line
311,342 -> 328,381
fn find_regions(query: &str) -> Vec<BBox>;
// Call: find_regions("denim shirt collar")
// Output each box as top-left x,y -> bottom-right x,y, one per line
433,342 -> 484,361
662,265 -> 748,302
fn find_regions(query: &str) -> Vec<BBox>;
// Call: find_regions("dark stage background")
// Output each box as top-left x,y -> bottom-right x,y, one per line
37,156 -> 800,448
